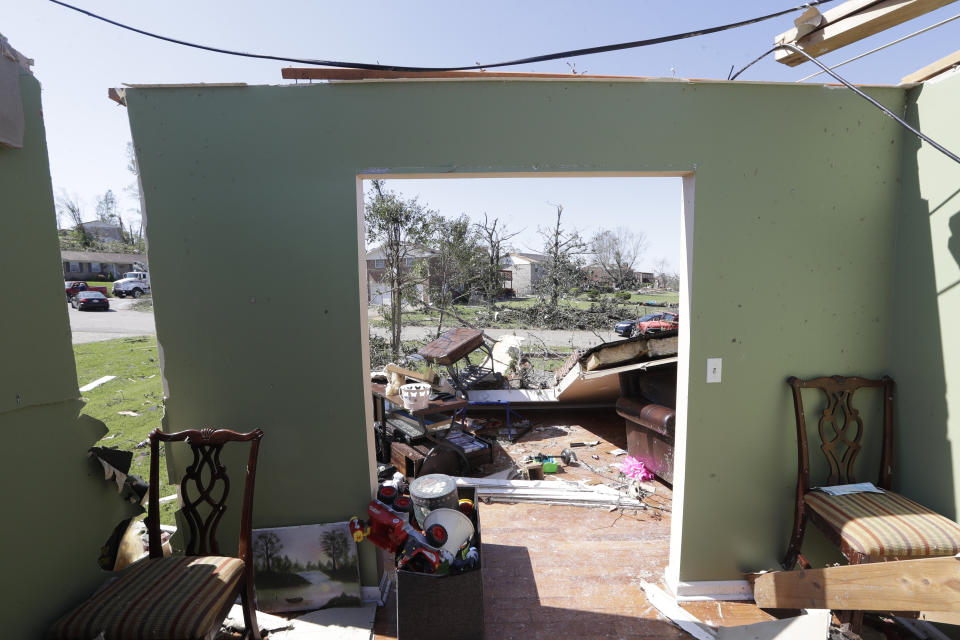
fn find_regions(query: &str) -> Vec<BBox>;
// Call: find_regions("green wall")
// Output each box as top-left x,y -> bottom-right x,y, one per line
125,78 -> 907,583
0,70 -> 135,637
891,71 -> 960,519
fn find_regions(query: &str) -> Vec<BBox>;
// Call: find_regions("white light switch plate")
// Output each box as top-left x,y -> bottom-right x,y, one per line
706,358 -> 722,383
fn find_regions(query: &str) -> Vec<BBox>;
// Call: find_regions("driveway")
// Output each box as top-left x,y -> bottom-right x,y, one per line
69,297 -> 157,344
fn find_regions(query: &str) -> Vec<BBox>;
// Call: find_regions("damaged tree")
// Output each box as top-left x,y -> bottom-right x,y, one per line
422,214 -> 485,337
590,226 -> 647,290
534,204 -> 586,316
475,213 -> 520,311
365,180 -> 433,359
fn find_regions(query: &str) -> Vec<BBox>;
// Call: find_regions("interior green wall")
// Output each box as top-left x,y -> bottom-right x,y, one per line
0,70 -> 136,637
890,71 -> 960,519
124,77 -> 904,583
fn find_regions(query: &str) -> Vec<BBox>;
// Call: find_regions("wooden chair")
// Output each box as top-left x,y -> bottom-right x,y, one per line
784,375 -> 960,571
49,428 -> 264,640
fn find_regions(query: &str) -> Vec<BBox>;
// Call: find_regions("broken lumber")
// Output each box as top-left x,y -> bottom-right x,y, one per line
752,554 -> 960,611
455,477 -> 645,509
901,48 -> 960,84
584,335 -> 678,371
385,363 -> 439,386
774,0 -> 958,66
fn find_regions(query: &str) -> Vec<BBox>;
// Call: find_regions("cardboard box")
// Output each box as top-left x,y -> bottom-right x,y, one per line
396,486 -> 483,640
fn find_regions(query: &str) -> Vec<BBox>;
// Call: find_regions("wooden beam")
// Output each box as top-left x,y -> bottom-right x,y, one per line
107,87 -> 126,106
752,554 -> 960,611
902,48 -> 960,83
775,0 -> 959,66
281,68 -> 650,81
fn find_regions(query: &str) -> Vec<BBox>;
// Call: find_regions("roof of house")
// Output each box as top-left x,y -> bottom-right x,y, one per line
61,250 -> 146,263
506,252 -> 547,264
79,220 -> 123,229
365,245 -> 437,261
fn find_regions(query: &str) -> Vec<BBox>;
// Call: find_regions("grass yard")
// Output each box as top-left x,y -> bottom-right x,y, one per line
74,336 -> 178,525
369,289 -> 680,330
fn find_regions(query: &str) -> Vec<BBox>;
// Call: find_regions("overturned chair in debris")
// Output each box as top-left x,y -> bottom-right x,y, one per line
49,428 -> 264,640
418,328 -> 501,398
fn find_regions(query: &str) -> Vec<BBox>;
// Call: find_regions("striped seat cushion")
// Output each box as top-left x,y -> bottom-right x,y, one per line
805,490 -> 960,560
48,555 -> 244,640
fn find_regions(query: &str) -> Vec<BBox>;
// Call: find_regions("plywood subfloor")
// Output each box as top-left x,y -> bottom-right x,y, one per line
373,408 -> 777,639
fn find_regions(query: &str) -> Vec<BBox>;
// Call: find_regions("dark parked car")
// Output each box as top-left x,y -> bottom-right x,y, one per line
71,291 -> 110,311
614,312 -> 679,337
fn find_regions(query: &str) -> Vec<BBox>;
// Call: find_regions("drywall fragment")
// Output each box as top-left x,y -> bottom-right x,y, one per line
79,375 -> 117,392
641,581 -> 717,640
716,610 -> 830,639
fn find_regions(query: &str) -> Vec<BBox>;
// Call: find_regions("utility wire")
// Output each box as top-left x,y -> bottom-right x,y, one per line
49,0 -> 834,72
797,12 -> 960,82
730,43 -> 960,166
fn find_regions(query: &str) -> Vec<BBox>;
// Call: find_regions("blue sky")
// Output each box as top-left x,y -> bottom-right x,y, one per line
6,0 -> 960,270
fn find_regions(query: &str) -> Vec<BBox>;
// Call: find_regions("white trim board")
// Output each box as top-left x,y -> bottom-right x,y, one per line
664,567 -> 754,602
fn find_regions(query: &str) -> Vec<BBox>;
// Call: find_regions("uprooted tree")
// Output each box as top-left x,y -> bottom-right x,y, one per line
590,226 -> 647,290
365,179 -> 433,359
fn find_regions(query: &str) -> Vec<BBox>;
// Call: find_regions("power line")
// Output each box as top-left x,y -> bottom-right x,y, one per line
797,12 -> 960,82
49,0 -> 834,72
730,43 -> 960,166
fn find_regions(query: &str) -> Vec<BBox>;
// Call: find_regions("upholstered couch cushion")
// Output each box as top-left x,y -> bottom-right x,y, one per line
49,555 -> 244,640
805,490 -> 960,560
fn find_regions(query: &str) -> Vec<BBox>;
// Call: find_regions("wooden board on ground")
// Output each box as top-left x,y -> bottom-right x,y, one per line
752,554 -> 960,611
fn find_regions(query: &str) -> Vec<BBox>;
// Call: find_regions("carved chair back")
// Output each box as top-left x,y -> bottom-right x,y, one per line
147,428 -> 263,565
787,375 -> 894,495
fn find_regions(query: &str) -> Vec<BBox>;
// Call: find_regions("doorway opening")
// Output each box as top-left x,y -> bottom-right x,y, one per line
356,172 -> 697,632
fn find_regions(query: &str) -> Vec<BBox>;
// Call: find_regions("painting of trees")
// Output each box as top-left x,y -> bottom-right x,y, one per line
319,529 -> 349,572
253,531 -> 283,573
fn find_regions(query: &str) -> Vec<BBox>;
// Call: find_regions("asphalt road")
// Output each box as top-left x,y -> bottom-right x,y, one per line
68,297 -> 157,344
368,325 -> 619,349
68,299 -> 619,348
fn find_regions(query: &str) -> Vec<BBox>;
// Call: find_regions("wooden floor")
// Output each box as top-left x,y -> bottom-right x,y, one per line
373,408 -> 777,639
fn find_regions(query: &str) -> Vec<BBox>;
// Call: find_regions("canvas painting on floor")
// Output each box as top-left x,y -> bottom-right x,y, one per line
252,522 -> 362,613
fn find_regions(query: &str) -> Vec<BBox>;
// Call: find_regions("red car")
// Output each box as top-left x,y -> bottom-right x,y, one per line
65,281 -> 109,301
630,312 -> 679,337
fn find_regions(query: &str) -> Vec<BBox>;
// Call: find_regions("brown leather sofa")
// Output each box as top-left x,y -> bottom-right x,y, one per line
615,365 -> 677,484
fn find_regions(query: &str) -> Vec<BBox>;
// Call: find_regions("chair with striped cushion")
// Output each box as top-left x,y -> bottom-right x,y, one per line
49,428 -> 264,640
783,375 -> 960,569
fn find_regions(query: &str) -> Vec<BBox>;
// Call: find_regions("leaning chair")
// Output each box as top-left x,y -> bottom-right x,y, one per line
49,428 -> 264,640
784,375 -> 960,570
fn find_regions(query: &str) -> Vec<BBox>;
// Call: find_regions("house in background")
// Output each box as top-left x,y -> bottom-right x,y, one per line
61,220 -> 126,243
365,245 -> 436,305
501,252 -> 547,296
61,250 -> 146,280
583,264 -> 656,290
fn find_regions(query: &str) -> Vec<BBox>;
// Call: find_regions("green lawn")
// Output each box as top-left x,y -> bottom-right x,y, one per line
370,289 -> 680,330
74,336 -> 176,524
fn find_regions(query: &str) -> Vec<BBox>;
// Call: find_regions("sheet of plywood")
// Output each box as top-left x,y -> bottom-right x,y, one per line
752,554 -> 960,611
716,610 -> 830,640
775,0 -> 958,66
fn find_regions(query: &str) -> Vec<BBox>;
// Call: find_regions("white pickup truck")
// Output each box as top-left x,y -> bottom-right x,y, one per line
113,271 -> 151,298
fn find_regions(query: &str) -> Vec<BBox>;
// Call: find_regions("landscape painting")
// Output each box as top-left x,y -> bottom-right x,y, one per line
252,522 -> 362,613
